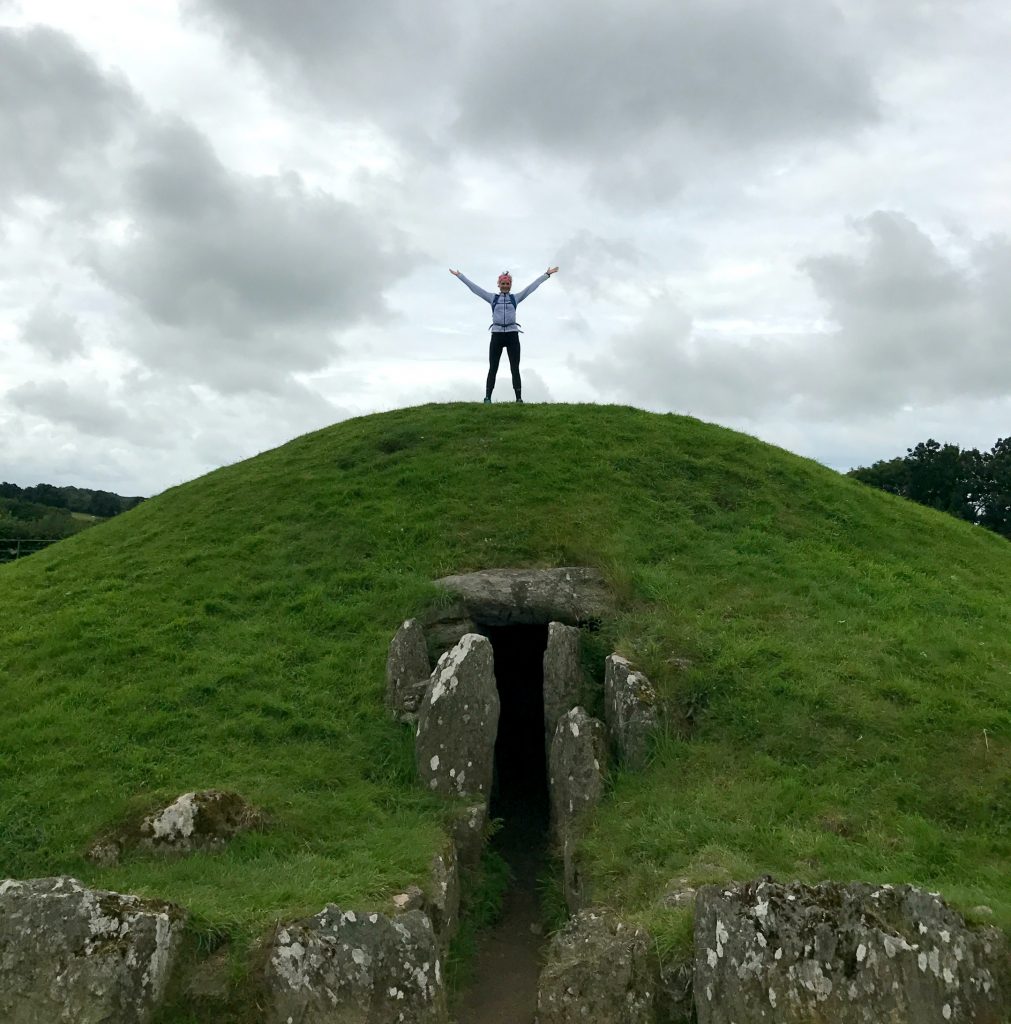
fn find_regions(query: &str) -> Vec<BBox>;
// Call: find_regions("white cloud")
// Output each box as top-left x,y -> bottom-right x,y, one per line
575,212 -> 1011,423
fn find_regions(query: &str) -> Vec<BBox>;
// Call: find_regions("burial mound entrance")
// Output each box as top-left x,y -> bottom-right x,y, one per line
399,569 -> 626,1020
485,623 -> 550,830
454,622 -> 551,1024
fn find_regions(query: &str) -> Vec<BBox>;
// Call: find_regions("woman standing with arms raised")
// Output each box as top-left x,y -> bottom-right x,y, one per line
450,266 -> 559,403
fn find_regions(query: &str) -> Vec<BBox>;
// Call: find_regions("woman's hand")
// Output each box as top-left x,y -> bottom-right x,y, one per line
546,266 -> 559,276
449,268 -> 462,276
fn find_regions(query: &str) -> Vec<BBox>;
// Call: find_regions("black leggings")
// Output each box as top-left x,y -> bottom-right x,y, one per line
486,332 -> 521,396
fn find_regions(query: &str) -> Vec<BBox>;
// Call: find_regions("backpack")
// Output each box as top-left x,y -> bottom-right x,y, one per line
488,292 -> 522,331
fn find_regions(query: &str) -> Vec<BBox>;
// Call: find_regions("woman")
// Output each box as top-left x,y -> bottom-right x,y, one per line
450,266 -> 559,402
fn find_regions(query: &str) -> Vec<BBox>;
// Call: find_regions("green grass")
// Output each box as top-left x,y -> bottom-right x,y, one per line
2,402 -> 1011,994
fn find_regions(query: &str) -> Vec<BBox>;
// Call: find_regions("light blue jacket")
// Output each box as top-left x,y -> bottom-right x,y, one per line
457,272 -> 550,332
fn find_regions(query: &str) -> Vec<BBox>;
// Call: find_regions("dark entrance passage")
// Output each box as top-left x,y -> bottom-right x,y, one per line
487,624 -> 550,827
454,624 -> 549,1024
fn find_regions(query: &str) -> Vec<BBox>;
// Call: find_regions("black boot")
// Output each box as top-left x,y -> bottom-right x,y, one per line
515,390 -> 523,403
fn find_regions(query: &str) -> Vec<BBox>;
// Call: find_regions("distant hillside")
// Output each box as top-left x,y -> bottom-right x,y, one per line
0,481 -> 146,561
1,403 -> 1010,1017
0,480 -> 145,518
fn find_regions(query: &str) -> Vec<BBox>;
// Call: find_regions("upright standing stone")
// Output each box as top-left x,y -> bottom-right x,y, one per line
0,876 -> 186,1024
450,803 -> 488,870
543,622 -> 584,757
426,841 -> 460,949
549,707 -> 608,913
537,910 -> 658,1024
604,654 -> 659,769
549,707 -> 607,846
264,906 -> 446,1024
415,633 -> 499,804
386,618 -> 431,720
694,879 -> 1011,1024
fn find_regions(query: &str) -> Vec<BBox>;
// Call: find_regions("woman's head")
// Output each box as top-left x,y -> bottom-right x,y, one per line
497,271 -> 512,292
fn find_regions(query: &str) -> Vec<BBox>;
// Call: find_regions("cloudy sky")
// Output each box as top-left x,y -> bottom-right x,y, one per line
2,0 -> 1009,496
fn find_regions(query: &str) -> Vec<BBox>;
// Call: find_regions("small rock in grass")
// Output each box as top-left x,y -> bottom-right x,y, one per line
87,789 -> 267,865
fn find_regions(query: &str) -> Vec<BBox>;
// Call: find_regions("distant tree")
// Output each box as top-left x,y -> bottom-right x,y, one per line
3,480 -> 146,516
23,483 -> 67,509
59,486 -> 93,514
89,490 -> 121,518
1,497 -> 53,523
903,439 -> 980,523
850,437 -> 1008,539
975,437 -> 1011,539
0,502 -> 80,542
848,456 -> 909,497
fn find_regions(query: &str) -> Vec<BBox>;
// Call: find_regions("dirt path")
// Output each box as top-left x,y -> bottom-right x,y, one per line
452,804 -> 548,1024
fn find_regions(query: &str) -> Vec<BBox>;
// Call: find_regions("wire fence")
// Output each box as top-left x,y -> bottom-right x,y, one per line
0,538 -> 61,564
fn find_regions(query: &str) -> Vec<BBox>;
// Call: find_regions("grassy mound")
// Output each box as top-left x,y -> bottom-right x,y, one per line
2,402 -> 1010,957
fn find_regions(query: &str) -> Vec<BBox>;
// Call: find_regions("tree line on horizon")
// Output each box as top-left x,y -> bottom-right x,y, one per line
848,437 -> 1011,540
0,481 -> 145,557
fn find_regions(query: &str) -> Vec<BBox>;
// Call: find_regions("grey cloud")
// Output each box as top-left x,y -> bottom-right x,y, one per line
577,211 -> 1011,420
0,22 -> 422,399
1,375 -> 345,494
19,301 -> 85,360
554,231 -> 649,296
189,0 -> 879,206
575,293 -> 797,417
800,211 -> 1006,408
454,2 -> 877,154
184,0 -> 462,124
6,378 -> 163,442
0,25 -> 139,207
87,117 -> 423,392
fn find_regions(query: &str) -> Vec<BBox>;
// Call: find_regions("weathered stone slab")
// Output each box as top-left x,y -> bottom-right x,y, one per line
543,622 -> 584,756
264,906 -> 446,1024
415,634 -> 499,803
426,841 -> 460,949
537,910 -> 657,1024
694,878 -> 1011,1024
549,708 -> 607,844
386,618 -> 432,720
418,601 -> 482,660
549,707 -> 608,912
0,876 -> 186,1024
604,654 -> 659,769
434,567 -> 613,626
561,830 -> 592,916
450,803 -> 487,870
